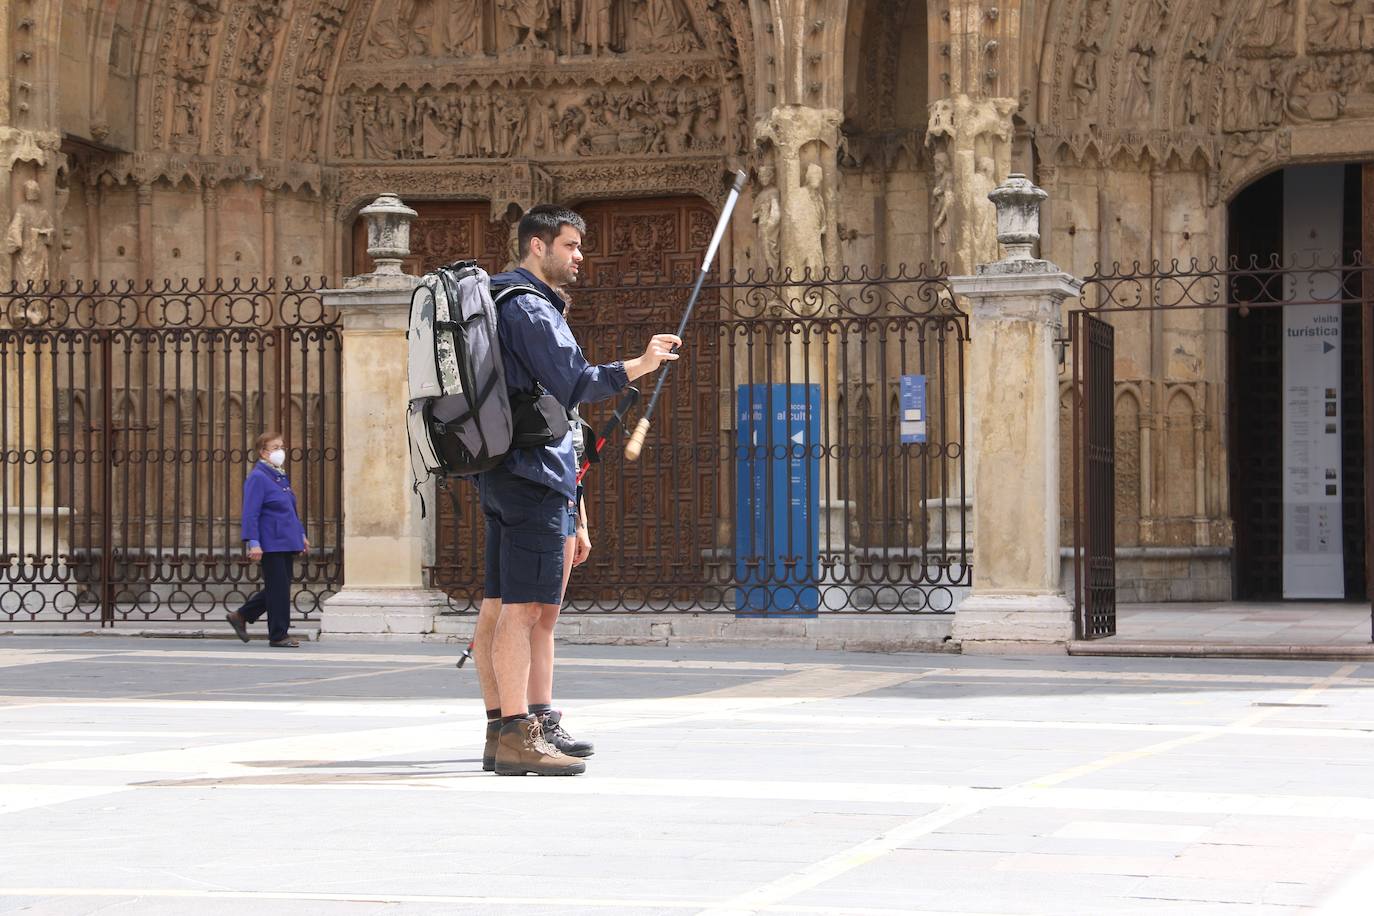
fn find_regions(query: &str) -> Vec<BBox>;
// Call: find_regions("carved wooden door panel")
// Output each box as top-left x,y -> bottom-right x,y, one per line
568,197 -> 720,606
350,201 -> 509,275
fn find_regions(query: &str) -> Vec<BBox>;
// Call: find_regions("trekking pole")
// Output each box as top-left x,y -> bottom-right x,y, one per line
577,387 -> 640,484
624,169 -> 747,461
457,387 -> 642,669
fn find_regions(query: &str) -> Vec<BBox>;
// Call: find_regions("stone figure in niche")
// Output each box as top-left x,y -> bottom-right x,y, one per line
233,84 -> 264,149
183,10 -> 217,74
1137,0 -> 1170,53
1083,0 -> 1110,36
577,0 -> 624,55
300,17 -> 331,81
1307,0 -> 1358,49
1189,6 -> 1223,60
554,104 -> 586,153
1070,45 -> 1098,119
294,88 -> 322,159
369,1 -> 435,59
798,163 -> 829,277
693,88 -> 720,148
630,0 -> 701,52
173,80 -> 202,140
752,163 -> 781,276
1125,49 -> 1154,123
499,0 -> 553,48
1222,65 -> 1254,132
531,97 -> 558,152
930,147 -> 952,252
1247,0 -> 1296,53
495,97 -> 528,154
456,96 -> 478,156
446,0 -> 484,54
5,181 -> 54,285
241,11 -> 278,82
1181,54 -> 1207,126
475,94 -> 496,155
335,96 -> 355,157
1256,60 -> 1288,127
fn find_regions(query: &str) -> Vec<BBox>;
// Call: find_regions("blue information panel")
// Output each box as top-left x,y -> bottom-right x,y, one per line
900,374 -> 927,444
735,384 -> 821,617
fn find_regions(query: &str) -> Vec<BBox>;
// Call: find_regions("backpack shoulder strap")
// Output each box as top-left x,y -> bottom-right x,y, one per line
491,284 -> 545,308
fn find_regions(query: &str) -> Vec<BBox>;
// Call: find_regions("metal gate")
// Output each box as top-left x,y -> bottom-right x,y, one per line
1070,311 -> 1116,638
429,265 -> 972,613
0,280 -> 342,625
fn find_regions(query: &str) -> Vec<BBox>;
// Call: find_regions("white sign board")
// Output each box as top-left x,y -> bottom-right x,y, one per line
1282,167 -> 1344,599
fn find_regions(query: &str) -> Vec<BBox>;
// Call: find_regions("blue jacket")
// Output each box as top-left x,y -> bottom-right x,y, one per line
241,461 -> 306,553
487,268 -> 629,503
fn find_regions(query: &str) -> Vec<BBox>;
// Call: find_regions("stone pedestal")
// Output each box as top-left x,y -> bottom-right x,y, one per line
949,176 -> 1083,652
318,194 -> 449,636
318,274 -> 450,636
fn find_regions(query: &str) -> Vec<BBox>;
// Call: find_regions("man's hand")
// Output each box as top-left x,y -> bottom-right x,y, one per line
624,333 -> 682,381
573,526 -> 591,566
248,546 -> 263,562
302,537 -> 311,556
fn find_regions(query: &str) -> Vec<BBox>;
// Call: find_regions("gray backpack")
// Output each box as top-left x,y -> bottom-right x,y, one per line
406,261 -> 569,491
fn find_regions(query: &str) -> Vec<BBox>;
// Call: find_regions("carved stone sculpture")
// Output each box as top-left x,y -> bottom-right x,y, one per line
295,88 -> 322,160
446,0 -> 484,54
930,148 -> 952,252
5,181 -> 54,285
173,80 -> 203,140
233,85 -> 265,149
630,0 -> 701,53
578,0 -> 624,56
1308,0 -> 1358,50
752,163 -> 781,275
1245,0 -> 1297,54
500,0 -> 553,48
796,163 -> 828,278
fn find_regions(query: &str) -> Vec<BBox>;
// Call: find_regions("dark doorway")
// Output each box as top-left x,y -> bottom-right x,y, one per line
1227,165 -> 1367,600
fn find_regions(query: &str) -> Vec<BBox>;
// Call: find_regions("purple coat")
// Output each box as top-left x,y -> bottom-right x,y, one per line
241,462 -> 306,552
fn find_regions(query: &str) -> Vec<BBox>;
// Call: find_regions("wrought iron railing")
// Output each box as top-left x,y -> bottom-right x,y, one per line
431,266 -> 971,614
0,278 -> 341,624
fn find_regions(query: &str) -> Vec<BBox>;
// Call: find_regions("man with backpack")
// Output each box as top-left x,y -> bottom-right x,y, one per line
471,205 -> 680,776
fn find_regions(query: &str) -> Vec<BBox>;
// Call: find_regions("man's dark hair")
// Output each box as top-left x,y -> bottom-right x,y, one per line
518,205 -> 586,258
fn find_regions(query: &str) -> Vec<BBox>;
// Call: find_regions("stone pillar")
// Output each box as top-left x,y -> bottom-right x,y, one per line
262,188 -> 277,283
136,181 -> 153,284
319,193 -> 450,637
84,178 -> 101,280
202,182 -> 219,279
949,175 -> 1083,652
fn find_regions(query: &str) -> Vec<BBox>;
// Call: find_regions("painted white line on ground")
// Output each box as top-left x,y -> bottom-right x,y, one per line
697,663 -> 1368,913
701,802 -> 987,916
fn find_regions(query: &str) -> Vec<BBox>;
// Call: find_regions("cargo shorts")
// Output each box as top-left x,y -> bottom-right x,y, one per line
477,465 -> 576,606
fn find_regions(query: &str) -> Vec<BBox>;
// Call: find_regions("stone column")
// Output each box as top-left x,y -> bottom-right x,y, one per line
202,182 -> 219,279
319,193 -> 450,637
949,175 -> 1083,652
84,178 -> 101,280
136,181 -> 153,284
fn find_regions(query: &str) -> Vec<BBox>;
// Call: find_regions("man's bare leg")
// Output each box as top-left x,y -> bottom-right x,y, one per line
473,597 -> 502,713
527,536 -> 576,707
492,601 -> 547,717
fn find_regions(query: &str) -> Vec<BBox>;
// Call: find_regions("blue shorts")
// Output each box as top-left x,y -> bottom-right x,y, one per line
478,466 -> 575,605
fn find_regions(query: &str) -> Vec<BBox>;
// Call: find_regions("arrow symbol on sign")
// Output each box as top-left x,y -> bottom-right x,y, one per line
791,429 -> 805,445
1323,341 -> 1336,354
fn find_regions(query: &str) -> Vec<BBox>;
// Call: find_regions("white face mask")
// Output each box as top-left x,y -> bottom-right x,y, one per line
267,449 -> 286,467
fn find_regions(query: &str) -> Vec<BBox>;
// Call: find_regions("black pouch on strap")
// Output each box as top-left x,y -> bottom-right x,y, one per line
510,389 -> 572,448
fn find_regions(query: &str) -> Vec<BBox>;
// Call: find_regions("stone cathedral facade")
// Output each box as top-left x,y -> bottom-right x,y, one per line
5,1 -> 1373,603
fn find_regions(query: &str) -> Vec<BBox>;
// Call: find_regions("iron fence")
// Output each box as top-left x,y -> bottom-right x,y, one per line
431,266 -> 970,613
0,279 -> 341,624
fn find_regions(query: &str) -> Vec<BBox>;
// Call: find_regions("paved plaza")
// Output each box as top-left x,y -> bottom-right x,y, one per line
1,637 -> 1373,915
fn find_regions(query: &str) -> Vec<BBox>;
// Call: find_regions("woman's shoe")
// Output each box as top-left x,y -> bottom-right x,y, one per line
225,611 -> 250,643
269,638 -> 300,648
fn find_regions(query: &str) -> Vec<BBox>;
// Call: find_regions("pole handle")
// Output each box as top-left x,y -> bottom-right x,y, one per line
623,417 -> 651,462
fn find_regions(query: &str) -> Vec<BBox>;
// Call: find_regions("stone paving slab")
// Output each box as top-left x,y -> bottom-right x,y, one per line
1,638 -> 1372,914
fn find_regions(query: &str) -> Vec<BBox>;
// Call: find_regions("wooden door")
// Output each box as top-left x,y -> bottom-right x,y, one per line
566,197 -> 721,607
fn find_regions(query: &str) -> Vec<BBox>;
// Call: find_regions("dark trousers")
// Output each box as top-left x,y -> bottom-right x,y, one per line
237,552 -> 295,642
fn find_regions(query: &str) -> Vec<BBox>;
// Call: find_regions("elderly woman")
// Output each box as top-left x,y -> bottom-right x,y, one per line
226,431 -> 309,648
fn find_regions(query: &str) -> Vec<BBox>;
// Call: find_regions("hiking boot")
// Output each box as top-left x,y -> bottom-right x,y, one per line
482,719 -> 499,772
538,709 -> 594,758
494,717 -> 585,776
